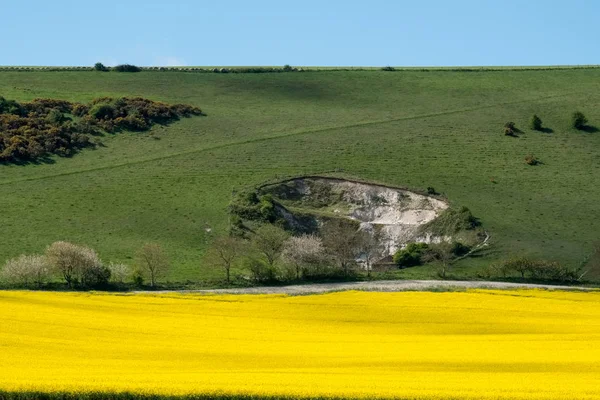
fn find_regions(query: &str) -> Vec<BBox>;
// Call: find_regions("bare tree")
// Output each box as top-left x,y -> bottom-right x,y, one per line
46,241 -> 101,287
136,243 -> 170,287
359,229 -> 383,278
252,225 -> 290,269
282,234 -> 325,280
423,242 -> 454,279
206,236 -> 245,283
321,220 -> 364,276
1,254 -> 50,287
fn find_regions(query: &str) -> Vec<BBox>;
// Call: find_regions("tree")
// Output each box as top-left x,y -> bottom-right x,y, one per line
530,114 -> 543,131
46,241 -> 102,287
572,111 -> 588,130
252,225 -> 290,269
136,243 -> 170,287
94,62 -> 109,72
206,236 -> 245,283
321,220 -> 364,276
107,262 -> 131,283
1,254 -> 49,287
282,234 -> 325,280
423,242 -> 454,279
358,229 -> 383,278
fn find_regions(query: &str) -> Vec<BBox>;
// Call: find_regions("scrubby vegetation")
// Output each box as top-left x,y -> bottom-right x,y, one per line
112,64 -> 142,73
572,111 -> 588,129
0,96 -> 203,163
483,256 -> 583,282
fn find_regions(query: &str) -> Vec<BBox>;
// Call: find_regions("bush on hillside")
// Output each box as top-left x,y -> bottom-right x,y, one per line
504,121 -> 516,136
393,242 -> 429,268
0,96 -> 203,163
94,62 -> 109,72
572,111 -> 588,130
112,64 -> 142,73
530,114 -> 543,131
525,154 -> 539,166
283,64 -> 294,72
381,66 -> 396,71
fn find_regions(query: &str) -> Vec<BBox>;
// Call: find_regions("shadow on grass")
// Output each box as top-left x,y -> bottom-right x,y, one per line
579,125 -> 599,133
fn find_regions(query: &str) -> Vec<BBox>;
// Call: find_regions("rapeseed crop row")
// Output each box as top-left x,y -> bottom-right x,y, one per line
1,290 -> 599,399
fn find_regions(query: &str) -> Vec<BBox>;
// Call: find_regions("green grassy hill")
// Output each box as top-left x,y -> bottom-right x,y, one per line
1,69 -> 599,283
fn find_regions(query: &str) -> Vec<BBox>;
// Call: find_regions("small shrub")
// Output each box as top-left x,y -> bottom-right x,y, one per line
45,109 -> 66,124
381,66 -> 396,71
426,187 -> 438,195
530,114 -> 543,131
393,242 -> 429,268
81,263 -> 111,288
88,103 -> 115,120
450,242 -> 471,257
94,62 -> 109,72
112,64 -> 142,73
244,257 -> 279,282
283,64 -> 294,72
504,121 -> 516,136
525,154 -> 539,166
572,111 -> 588,130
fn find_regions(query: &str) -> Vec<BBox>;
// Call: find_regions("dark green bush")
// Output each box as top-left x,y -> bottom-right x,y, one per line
530,114 -> 542,131
89,103 -> 116,120
450,241 -> 471,256
572,111 -> 588,130
113,64 -> 142,72
94,62 -> 109,72
393,242 -> 429,268
381,66 -> 396,71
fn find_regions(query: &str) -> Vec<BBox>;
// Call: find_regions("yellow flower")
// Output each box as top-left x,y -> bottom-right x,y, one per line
1,289 -> 599,399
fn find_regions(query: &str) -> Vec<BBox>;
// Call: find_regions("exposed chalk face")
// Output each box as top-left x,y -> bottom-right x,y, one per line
265,178 -> 450,259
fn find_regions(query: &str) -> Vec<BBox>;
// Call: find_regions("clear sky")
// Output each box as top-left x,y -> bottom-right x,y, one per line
3,0 -> 598,67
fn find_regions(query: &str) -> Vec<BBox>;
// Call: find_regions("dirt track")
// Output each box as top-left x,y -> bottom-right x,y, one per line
143,280 -> 596,295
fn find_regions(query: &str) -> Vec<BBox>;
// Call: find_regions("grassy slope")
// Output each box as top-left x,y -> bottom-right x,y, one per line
1,70 -> 599,283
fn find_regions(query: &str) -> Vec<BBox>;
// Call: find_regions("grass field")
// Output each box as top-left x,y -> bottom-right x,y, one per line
1,69 -> 600,283
1,289 -> 599,399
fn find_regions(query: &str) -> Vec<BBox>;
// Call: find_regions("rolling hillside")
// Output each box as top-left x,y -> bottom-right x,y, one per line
1,69 -> 599,283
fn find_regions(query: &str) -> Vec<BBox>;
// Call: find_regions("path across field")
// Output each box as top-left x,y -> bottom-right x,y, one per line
142,280 -> 596,295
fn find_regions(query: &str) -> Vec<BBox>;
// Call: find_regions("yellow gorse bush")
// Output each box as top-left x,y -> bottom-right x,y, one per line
1,289 -> 600,399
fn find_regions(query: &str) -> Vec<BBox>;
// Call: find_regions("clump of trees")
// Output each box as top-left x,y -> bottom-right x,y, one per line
0,241 -> 170,289
485,257 -> 583,282
0,96 -> 203,163
112,64 -> 142,73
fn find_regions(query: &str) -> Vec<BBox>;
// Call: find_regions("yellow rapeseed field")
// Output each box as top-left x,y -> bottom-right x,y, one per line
1,289 -> 600,399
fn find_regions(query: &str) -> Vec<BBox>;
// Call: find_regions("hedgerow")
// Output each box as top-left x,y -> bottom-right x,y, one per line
0,97 -> 203,163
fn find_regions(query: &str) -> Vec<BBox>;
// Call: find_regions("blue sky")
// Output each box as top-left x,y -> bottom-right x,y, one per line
3,0 -> 598,67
